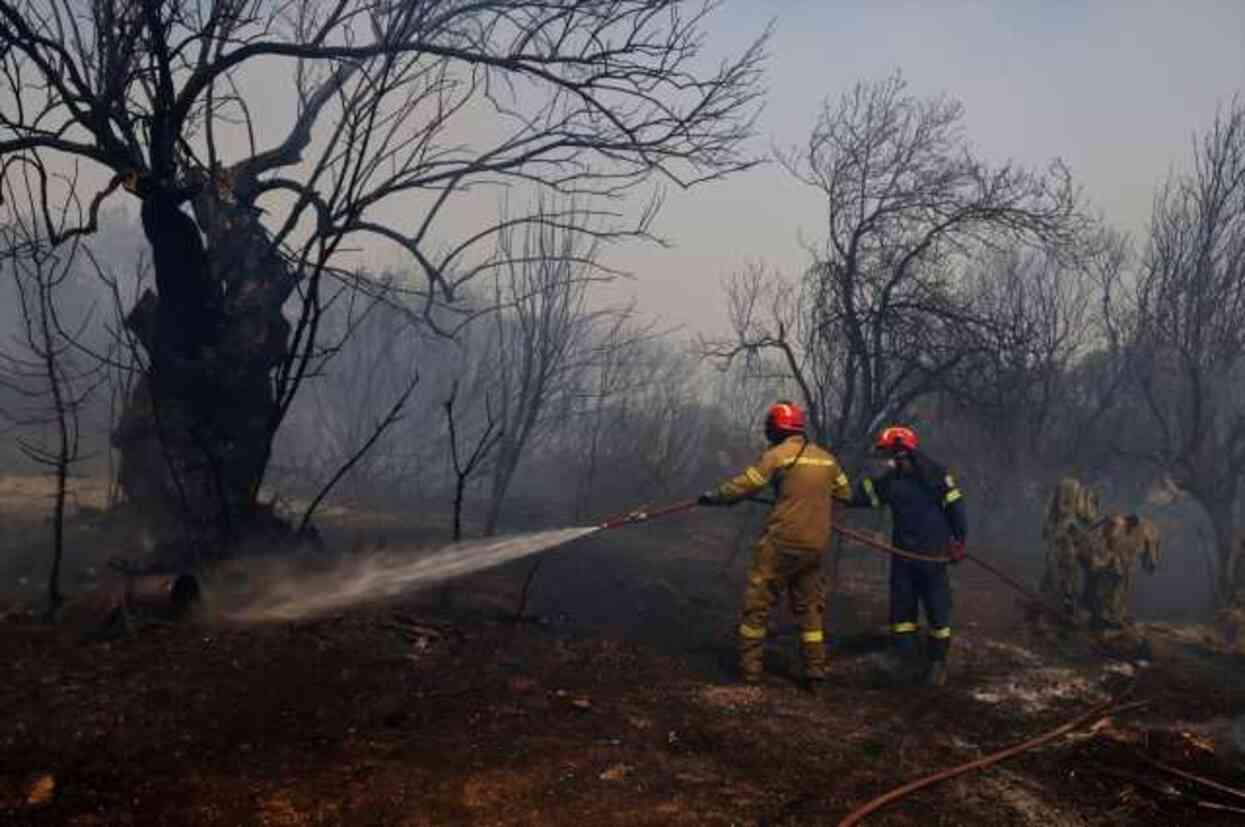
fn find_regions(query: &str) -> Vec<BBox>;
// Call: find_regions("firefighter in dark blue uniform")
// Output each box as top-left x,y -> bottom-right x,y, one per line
847,426 -> 967,687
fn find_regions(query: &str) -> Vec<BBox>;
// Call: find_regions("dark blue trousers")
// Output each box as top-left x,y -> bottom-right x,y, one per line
889,557 -> 953,661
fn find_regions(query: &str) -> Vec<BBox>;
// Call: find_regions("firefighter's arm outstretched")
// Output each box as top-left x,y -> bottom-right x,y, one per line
698,450 -> 780,506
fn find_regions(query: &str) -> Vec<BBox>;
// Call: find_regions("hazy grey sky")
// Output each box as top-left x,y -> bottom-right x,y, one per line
19,1 -> 1241,343
612,0 -> 1245,337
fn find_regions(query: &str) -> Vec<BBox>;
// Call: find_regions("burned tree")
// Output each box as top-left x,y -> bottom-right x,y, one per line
705,73 -> 1082,455
284,286 -> 427,502
615,345 -> 709,500
482,202 -> 605,535
952,248 -> 1098,457
443,379 -> 503,542
0,0 -> 766,562
1110,100 -> 1245,607
0,171 -> 104,615
566,309 -> 652,521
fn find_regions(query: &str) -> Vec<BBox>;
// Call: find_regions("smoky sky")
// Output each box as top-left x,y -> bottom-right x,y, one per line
586,0 -> 1245,337
20,1 -> 1244,341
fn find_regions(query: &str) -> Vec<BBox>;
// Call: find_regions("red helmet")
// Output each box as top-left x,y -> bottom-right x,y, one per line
765,401 -> 806,436
876,425 -> 918,453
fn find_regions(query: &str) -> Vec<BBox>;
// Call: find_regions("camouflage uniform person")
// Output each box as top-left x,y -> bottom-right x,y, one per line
1078,516 -> 1124,629
1121,516 -> 1160,597
698,401 -> 852,693
1040,478 -> 1100,619
1080,514 -> 1158,630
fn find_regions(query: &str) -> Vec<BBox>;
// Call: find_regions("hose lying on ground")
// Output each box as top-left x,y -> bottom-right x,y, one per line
1137,753 -> 1245,803
835,695 -> 1146,827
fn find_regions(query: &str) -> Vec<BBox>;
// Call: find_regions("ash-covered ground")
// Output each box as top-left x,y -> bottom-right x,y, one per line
2,486 -> 1243,826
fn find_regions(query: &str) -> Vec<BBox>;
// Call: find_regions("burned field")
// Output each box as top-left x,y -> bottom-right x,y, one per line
2,506 -> 1243,826
2,1 -> 1243,822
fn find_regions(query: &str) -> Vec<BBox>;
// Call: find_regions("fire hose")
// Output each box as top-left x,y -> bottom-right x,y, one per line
596,496 -> 1078,629
821,517 -> 1152,821
835,695 -> 1147,826
595,497 -> 1148,823
829,523 -> 1079,627
596,498 -> 700,531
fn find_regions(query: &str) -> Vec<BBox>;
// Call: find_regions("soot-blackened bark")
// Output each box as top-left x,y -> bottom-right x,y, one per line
112,180 -> 295,566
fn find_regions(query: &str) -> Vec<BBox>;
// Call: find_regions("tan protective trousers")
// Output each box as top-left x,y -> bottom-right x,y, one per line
738,538 -> 827,679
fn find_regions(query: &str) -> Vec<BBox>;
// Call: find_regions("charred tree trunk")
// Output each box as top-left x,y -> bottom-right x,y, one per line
484,446 -> 518,537
111,181 -> 294,566
47,438 -> 68,617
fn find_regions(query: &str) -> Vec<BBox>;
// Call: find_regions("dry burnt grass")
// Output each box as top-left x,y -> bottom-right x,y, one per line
2,497 -> 1244,825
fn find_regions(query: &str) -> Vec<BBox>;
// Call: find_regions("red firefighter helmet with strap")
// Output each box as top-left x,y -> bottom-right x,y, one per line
876,425 -> 919,453
765,401 -> 806,436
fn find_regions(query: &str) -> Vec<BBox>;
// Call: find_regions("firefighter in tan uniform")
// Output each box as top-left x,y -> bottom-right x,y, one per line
698,401 -> 852,692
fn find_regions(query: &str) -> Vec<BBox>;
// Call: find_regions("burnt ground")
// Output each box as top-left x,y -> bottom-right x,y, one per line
2,498 -> 1245,826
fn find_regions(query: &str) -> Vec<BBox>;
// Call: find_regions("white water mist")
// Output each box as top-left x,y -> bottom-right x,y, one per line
220,527 -> 600,623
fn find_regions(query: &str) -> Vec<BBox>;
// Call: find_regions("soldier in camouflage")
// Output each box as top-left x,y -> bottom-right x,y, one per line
1122,517 -> 1160,598
1039,478 -> 1101,621
1079,514 -> 1160,631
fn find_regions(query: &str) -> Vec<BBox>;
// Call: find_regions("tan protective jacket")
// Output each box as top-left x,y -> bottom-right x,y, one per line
713,435 -> 852,552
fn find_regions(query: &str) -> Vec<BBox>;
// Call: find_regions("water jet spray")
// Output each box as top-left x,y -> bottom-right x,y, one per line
216,499 -> 703,624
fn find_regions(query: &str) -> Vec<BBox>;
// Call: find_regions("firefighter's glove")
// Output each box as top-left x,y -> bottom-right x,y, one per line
948,539 -> 967,564
697,490 -> 723,507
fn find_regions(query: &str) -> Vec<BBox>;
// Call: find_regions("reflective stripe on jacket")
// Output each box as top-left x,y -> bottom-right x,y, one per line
849,450 -> 966,555
713,436 -> 852,551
